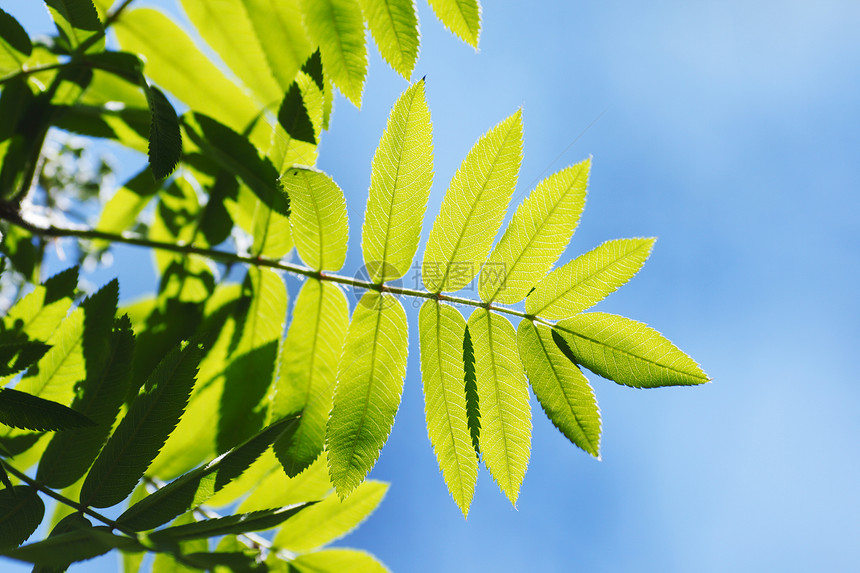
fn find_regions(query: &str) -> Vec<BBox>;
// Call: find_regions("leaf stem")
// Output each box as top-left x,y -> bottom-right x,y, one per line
0,459 -> 137,536
0,214 -> 543,323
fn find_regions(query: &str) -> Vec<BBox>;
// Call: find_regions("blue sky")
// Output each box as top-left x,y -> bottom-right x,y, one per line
5,1 -> 860,571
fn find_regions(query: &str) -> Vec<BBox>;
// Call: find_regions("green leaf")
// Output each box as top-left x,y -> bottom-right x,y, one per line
179,0 -> 282,106
278,83 -> 317,145
182,550 -> 265,572
418,301 -> 478,516
1,526 -> 142,567
3,266 -> 77,344
148,504 -> 312,544
145,85 -> 182,180
0,339 -> 49,377
236,450 -> 332,512
0,8 -> 32,77
462,325 -> 480,456
0,388 -> 94,431
79,341 -> 205,508
479,158 -> 590,303
426,0 -> 481,47
554,313 -> 711,388
0,486 -> 43,550
243,0 -> 313,91
267,71 -> 323,171
94,168 -> 161,250
217,267 -> 287,451
466,309 -> 530,506
362,80 -> 433,282
32,513 -> 92,573
113,8 -> 263,139
288,549 -> 389,573
274,479 -> 387,552
282,168 -> 349,272
359,0 -> 419,78
44,0 -> 104,52
299,0 -> 367,107
151,512 -> 208,573
118,414 -> 300,532
272,280 -> 349,477
37,317 -> 135,489
422,110 -> 523,293
326,292 -> 408,498
526,238 -> 656,319
517,321 -> 600,457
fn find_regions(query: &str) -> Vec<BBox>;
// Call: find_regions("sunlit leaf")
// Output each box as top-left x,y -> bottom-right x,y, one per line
466,309 -> 530,506
326,292 -> 408,498
426,0 -> 481,47
94,168 -> 161,250
526,238 -> 656,319
44,0 -> 104,52
517,321 -> 600,457
282,167 -> 349,272
299,0 -> 367,107
0,9 -> 32,77
423,110 -> 523,293
79,341 -> 205,508
272,280 -> 349,477
363,80 -> 433,282
274,479 -> 387,552
555,313 -> 710,388
359,0 -> 419,78
479,158 -> 590,303
278,82 -> 316,145
288,549 -> 389,573
244,0 -> 313,91
2,266 -> 77,343
418,301 -> 477,516
148,504 -> 313,544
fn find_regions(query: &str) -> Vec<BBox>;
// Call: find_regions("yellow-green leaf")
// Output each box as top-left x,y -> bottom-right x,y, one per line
418,301 -> 478,517
287,548 -> 389,573
479,158 -> 590,303
422,110 -> 522,293
555,312 -> 710,388
466,309 -> 530,506
427,0 -> 481,47
244,0 -> 313,91
359,0 -> 419,78
526,238 -> 656,319
362,80 -> 433,282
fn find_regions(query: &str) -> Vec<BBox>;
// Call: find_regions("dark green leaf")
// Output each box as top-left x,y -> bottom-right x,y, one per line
0,8 -> 32,76
302,50 -> 324,92
43,0 -> 104,52
79,341 -> 205,508
37,316 -> 135,489
0,388 -> 95,431
118,414 -> 300,532
82,51 -> 144,82
278,83 -> 316,145
0,339 -> 50,377
146,85 -> 182,179
182,551 -> 266,572
0,485 -> 44,550
33,513 -> 92,573
463,326 -> 480,457
1,526 -> 142,567
148,503 -> 312,544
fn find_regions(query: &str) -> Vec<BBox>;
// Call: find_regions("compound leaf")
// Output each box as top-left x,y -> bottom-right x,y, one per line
480,158 -> 590,303
362,80 -> 433,282
274,479 -> 387,552
466,309 -> 530,506
526,238 -> 656,319
418,301 -> 477,517
282,167 -> 349,272
148,504 -> 312,544
422,110 -> 522,293
517,321 -> 600,457
299,0 -> 367,107
326,292 -> 408,498
79,341 -> 205,508
359,0 -> 419,78
426,0 -> 480,47
0,486 -> 44,550
555,313 -> 710,388
272,280 -> 349,477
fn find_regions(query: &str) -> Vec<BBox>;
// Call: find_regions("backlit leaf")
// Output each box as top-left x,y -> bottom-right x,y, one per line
274,479 -> 387,552
278,83 -> 316,145
272,280 -> 349,477
2,266 -> 77,343
236,450 -> 332,512
0,486 -> 44,550
299,0 -> 367,107
526,238 -> 656,319
422,110 -> 523,293
362,80 -> 433,282
326,292 -> 408,498
282,167 -> 349,272
517,321 -> 600,457
94,168 -> 161,250
418,301 -> 478,517
466,309 -> 530,506
288,549 -> 389,573
479,158 -> 590,303
0,9 -> 31,77
1,526 -> 142,567
145,85 -> 182,180
44,0 -> 104,52
426,0 -> 481,47
359,0 -> 419,78
148,504 -> 312,544
79,341 -> 205,508
555,313 -> 710,388
244,0 -> 313,91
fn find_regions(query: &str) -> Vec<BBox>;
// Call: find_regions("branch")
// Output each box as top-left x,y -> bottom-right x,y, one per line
0,212 -> 544,324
